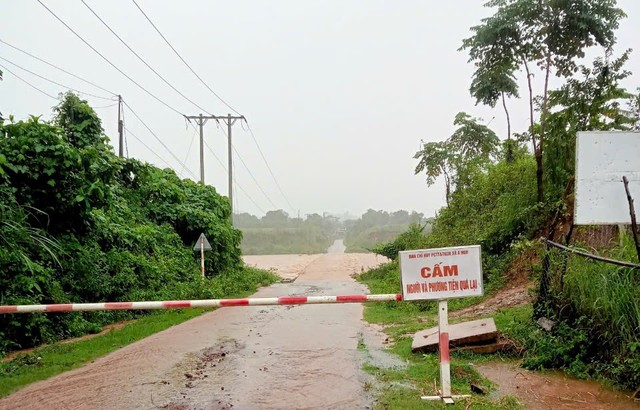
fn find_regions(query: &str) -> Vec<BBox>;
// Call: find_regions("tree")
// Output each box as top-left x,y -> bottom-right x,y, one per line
53,92 -> 105,149
627,87 -> 640,130
469,61 -> 519,160
545,50 -> 634,194
415,112 -> 499,205
235,212 -> 260,228
261,210 -> 290,227
461,0 -> 626,203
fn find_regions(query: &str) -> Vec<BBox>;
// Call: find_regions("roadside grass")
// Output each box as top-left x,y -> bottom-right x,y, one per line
361,335 -> 524,409
0,267 -> 279,398
357,262 -> 533,409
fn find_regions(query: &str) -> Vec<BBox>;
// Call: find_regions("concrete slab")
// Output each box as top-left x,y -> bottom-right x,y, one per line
411,318 -> 498,353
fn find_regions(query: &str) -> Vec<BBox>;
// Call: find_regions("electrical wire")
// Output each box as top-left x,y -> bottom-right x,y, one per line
123,100 -> 197,179
122,106 -> 129,158
0,38 -> 117,96
124,126 -> 173,169
217,125 -> 278,209
0,56 -> 114,100
232,144 -> 277,209
191,122 -> 267,214
243,120 -> 295,212
80,0 -> 210,114
92,103 -> 119,109
199,134 -> 266,215
130,0 -> 293,214
232,150 -> 239,217
180,125 -> 197,178
130,0 -> 240,116
0,63 -> 58,99
36,0 -> 185,117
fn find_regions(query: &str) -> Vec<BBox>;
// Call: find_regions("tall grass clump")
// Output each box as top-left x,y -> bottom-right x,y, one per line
528,232 -> 640,390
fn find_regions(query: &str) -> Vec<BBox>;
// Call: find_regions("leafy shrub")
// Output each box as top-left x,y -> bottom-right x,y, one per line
0,94 -> 262,356
371,224 -> 430,260
523,319 -> 592,379
426,156 -> 541,253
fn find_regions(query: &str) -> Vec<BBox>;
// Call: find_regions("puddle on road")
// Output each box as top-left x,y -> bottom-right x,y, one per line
358,323 -> 406,372
155,274 -> 397,410
477,360 -> 638,409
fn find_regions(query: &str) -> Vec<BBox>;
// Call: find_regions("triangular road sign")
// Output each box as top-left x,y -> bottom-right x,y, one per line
193,233 -> 213,251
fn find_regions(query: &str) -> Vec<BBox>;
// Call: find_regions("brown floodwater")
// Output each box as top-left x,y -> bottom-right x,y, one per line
477,361 -> 638,409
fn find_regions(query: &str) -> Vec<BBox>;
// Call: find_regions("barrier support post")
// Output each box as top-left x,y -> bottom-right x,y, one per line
421,299 -> 470,404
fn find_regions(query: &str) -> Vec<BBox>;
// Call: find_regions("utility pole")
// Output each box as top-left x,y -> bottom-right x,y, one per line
216,114 -> 244,219
184,113 -> 244,221
185,113 -> 216,184
117,95 -> 124,157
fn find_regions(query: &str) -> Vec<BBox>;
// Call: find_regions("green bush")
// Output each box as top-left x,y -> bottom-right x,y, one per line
523,318 -> 593,379
425,156 -> 540,253
371,224 -> 430,260
0,94 -> 262,356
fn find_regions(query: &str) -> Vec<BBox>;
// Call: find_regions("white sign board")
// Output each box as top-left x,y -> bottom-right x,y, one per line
399,245 -> 483,301
575,131 -> 640,225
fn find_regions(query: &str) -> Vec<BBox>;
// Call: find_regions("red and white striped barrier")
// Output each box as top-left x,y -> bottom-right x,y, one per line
0,293 -> 403,314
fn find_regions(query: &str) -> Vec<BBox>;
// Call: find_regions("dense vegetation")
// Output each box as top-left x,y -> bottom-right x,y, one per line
361,0 -> 640,392
0,93 -> 277,357
343,209 -> 430,253
235,210 -> 339,254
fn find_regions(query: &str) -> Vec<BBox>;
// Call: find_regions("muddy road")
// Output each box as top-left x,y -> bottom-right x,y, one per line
0,245 -> 388,410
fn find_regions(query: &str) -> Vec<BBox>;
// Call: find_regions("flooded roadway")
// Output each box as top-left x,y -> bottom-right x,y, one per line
0,243 -> 388,410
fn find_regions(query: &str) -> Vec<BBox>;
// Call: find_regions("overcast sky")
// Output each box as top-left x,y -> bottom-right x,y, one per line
1,1 -> 639,218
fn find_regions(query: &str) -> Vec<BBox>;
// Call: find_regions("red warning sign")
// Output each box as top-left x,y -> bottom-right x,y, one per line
399,245 -> 483,301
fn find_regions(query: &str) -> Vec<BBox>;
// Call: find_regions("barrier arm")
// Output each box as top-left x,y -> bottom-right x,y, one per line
0,294 -> 403,314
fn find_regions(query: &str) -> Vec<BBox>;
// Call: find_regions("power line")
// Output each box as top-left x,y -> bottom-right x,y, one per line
232,144 -> 277,209
195,126 -> 266,215
203,139 -> 266,215
0,38 -> 117,96
80,0 -> 209,114
130,0 -> 240,115
180,125 -> 197,178
36,0 -> 185,117
0,56 -> 114,100
243,120 -> 295,212
0,63 -> 58,99
201,137 -> 227,173
218,125 -> 278,209
123,100 -> 196,179
130,0 -> 293,214
124,127 -> 173,169
92,103 -> 119,109
122,106 -> 129,158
